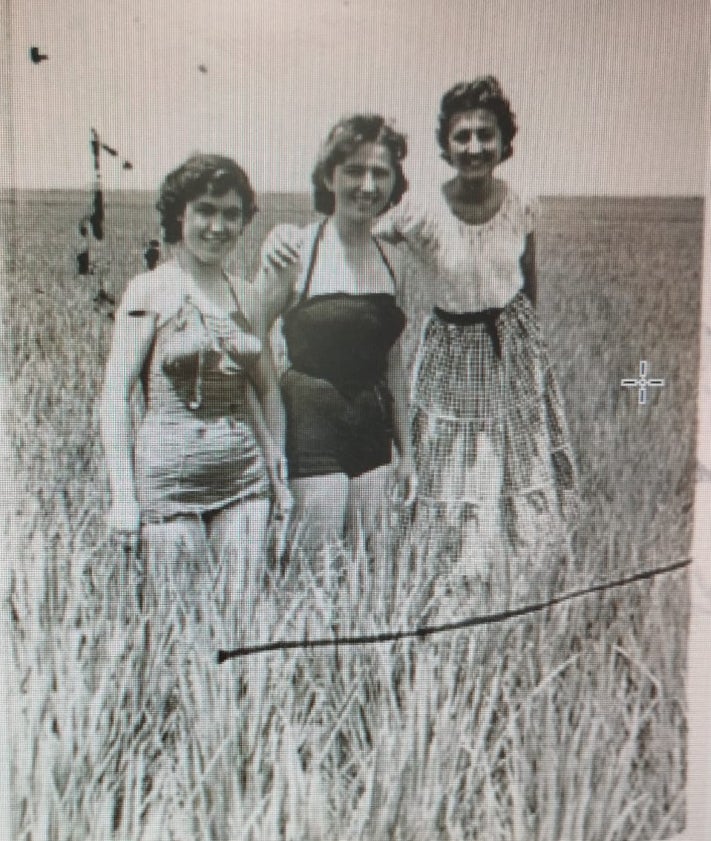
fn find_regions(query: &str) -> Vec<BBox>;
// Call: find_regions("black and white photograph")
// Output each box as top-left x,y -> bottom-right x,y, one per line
2,0 -> 710,838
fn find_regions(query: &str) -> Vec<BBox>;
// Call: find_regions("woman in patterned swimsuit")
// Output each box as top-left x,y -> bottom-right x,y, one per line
100,154 -> 290,609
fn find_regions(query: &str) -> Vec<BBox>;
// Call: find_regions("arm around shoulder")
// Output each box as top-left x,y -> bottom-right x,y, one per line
374,194 -> 418,243
250,263 -> 297,337
252,221 -> 314,334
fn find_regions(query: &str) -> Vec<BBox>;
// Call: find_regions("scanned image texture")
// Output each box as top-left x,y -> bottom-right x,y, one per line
1,1 -> 709,839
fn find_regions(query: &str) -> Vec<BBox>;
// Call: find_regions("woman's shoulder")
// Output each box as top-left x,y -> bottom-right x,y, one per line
247,263 -> 298,335
372,236 -> 410,281
381,190 -> 435,230
116,260 -> 187,321
374,190 -> 443,257
501,183 -> 542,234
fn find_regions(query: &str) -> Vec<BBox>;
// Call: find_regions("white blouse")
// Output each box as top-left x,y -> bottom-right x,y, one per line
379,183 -> 539,312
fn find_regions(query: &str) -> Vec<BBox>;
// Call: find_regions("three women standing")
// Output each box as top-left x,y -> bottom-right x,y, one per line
102,78 -> 580,591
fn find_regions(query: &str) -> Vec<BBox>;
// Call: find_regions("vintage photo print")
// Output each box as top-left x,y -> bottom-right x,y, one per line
1,0 -> 710,839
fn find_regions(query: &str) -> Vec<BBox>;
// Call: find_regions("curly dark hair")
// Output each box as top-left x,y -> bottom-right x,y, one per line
156,154 -> 257,244
437,77 -> 517,164
311,114 -> 408,215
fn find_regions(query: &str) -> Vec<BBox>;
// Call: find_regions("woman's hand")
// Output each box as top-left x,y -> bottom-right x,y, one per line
162,300 -> 215,369
260,224 -> 303,270
266,453 -> 293,566
266,448 -> 294,514
217,329 -> 262,372
107,496 -> 141,555
389,455 -> 418,508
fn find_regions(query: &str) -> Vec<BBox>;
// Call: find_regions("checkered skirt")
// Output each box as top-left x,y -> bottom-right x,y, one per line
411,292 -> 579,551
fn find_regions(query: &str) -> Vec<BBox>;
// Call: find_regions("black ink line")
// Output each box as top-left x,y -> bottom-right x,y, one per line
217,557 -> 691,663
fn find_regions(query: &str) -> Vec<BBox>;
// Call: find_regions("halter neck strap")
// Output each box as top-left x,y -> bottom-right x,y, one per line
296,220 -> 397,305
296,220 -> 327,305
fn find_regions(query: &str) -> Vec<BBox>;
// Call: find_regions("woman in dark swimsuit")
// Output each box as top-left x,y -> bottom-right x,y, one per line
258,114 -> 417,546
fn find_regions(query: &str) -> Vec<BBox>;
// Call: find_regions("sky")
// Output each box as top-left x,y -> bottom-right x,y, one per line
1,0 -> 709,195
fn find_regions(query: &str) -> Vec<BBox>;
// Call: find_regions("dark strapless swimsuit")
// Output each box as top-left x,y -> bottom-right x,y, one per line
280,223 -> 406,479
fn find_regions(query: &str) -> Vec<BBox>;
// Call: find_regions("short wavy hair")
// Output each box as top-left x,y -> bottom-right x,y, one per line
156,154 -> 257,244
311,114 -> 408,215
437,77 -> 517,164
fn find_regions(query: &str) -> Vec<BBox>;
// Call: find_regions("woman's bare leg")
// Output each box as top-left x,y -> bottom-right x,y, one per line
141,517 -> 209,625
346,464 -> 391,543
290,474 -> 349,551
208,497 -> 270,630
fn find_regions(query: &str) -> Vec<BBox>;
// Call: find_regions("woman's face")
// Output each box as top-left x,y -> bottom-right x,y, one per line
181,188 -> 243,265
447,108 -> 503,181
325,142 -> 397,224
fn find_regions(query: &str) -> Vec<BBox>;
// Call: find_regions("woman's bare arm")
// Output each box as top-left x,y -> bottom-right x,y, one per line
245,348 -> 291,510
386,339 -> 417,505
99,284 -> 156,539
247,347 -> 286,455
520,232 -> 537,307
250,262 -> 297,335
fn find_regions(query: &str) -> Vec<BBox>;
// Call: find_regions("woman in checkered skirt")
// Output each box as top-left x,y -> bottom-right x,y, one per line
379,77 -> 580,580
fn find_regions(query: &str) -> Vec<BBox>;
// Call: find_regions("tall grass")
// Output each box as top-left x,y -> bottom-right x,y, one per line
1,193 -> 699,840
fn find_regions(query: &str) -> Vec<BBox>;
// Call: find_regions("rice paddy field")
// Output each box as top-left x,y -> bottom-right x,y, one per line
0,190 -> 703,840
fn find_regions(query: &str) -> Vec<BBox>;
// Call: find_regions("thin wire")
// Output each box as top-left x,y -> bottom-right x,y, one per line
217,557 -> 691,663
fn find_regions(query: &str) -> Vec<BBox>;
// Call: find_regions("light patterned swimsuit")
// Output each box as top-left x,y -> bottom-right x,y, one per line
119,262 -> 270,523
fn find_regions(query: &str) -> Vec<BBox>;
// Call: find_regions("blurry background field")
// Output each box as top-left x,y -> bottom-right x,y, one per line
1,192 -> 702,840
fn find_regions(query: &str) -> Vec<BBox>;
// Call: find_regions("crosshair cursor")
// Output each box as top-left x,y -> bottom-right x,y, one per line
621,360 -> 665,405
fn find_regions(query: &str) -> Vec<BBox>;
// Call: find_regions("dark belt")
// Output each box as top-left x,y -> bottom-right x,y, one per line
433,306 -> 504,359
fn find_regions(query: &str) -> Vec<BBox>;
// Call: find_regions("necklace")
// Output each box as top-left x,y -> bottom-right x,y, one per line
186,266 -> 241,317
171,266 -> 245,410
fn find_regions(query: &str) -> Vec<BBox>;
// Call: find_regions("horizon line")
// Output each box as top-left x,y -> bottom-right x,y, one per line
0,187 -> 704,201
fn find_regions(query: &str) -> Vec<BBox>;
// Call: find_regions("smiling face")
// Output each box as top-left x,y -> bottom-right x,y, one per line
181,188 -> 243,266
447,108 -> 503,182
325,142 -> 397,225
